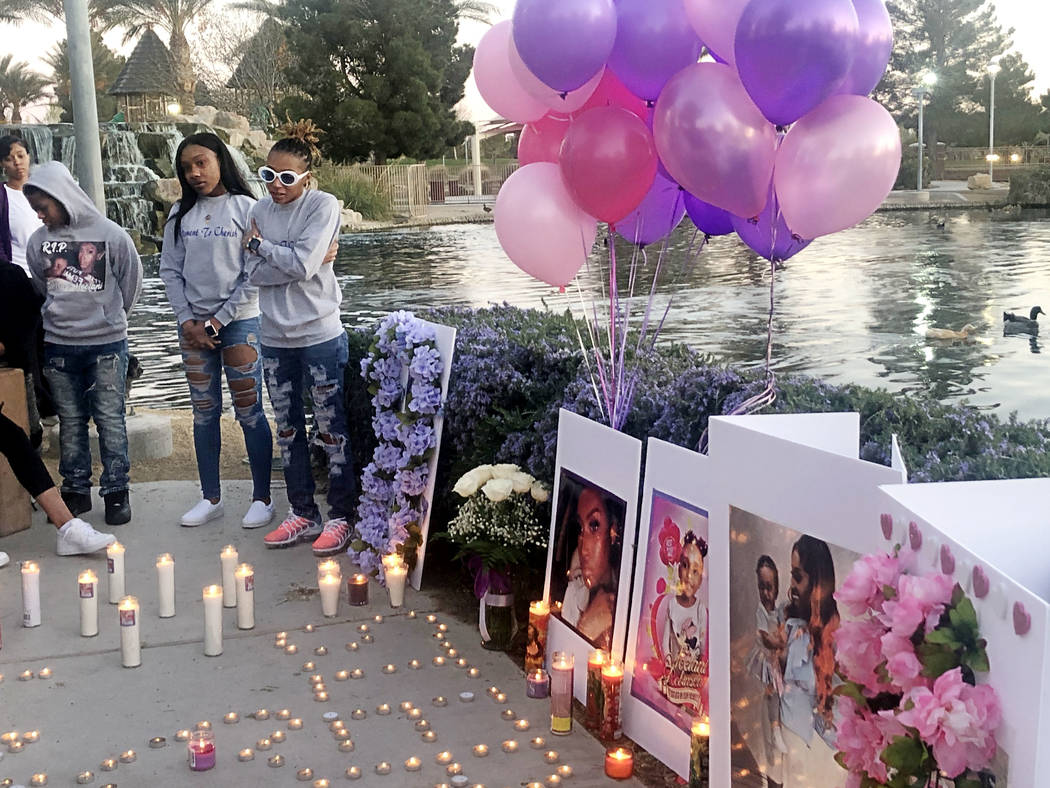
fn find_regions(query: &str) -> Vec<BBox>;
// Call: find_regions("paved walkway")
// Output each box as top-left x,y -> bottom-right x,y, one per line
0,481 -> 643,787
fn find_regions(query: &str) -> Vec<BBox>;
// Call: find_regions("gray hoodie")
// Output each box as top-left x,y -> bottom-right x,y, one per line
25,162 -> 143,346
246,189 -> 342,348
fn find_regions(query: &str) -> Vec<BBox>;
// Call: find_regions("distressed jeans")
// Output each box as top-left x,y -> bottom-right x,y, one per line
43,340 -> 129,497
262,332 -> 356,522
179,317 -> 272,502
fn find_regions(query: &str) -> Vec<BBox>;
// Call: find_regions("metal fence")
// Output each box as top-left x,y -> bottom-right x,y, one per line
425,163 -> 519,204
353,163 -> 429,218
943,146 -> 1050,164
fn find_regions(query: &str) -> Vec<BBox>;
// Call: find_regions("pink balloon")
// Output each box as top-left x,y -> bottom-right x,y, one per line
518,115 -> 571,165
567,69 -> 648,119
559,106 -> 658,225
653,63 -> 777,218
509,40 -> 603,113
473,22 -> 548,123
683,0 -> 750,64
495,163 -> 598,287
774,94 -> 901,238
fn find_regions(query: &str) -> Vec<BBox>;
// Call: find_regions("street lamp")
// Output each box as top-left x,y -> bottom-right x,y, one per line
912,71 -> 938,191
988,57 -> 1002,181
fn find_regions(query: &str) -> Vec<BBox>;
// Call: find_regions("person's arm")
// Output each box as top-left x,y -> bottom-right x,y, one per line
113,230 -> 144,315
248,197 -> 340,286
158,209 -> 195,326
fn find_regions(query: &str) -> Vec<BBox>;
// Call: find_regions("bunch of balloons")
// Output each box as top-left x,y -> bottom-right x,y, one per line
477,0 -> 901,287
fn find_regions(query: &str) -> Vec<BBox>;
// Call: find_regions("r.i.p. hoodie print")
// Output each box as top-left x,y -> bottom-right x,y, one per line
24,162 -> 143,346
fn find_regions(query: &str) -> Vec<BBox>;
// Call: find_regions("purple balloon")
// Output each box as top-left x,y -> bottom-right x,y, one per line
513,0 -> 618,93
616,175 -> 687,246
607,0 -> 704,102
840,0 -> 892,96
734,0 -> 859,126
684,193 -> 734,236
731,185 -> 811,261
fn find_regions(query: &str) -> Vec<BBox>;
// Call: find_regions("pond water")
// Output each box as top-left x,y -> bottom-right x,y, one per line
129,209 -> 1050,421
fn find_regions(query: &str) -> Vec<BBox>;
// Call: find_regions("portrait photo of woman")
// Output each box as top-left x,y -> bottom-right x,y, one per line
548,469 -> 626,651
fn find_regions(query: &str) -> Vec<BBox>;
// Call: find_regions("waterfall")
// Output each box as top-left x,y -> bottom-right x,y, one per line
226,144 -> 266,198
0,124 -> 55,164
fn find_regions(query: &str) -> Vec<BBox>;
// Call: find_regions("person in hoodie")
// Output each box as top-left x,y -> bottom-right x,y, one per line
241,129 -> 355,557
160,133 -> 276,529
23,162 -> 143,526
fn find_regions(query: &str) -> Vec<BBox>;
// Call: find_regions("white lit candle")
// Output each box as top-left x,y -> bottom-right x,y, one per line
21,561 -> 41,627
78,568 -> 98,637
235,563 -> 255,630
156,554 -> 175,618
107,542 -> 125,604
385,559 -> 407,608
317,558 -> 341,586
220,545 -> 238,608
119,595 -> 141,667
203,584 -> 223,656
320,572 -> 340,618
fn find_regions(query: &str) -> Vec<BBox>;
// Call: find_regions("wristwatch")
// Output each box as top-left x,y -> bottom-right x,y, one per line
247,237 -> 261,254
204,319 -> 219,338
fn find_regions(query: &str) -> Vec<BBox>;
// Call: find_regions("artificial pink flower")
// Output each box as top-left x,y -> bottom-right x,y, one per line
880,631 -> 926,692
835,696 -> 905,783
836,619 -> 892,694
657,517 -> 681,566
836,552 -> 902,616
880,572 -> 954,638
895,668 -> 1003,778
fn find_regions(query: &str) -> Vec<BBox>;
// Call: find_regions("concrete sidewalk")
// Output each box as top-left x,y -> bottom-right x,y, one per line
0,481 -> 643,787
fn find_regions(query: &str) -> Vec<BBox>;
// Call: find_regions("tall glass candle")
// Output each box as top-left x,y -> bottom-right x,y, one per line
525,600 -> 550,673
203,584 -> 223,656
689,719 -> 710,788
385,560 -> 407,608
220,545 -> 238,608
585,649 -> 606,730
156,553 -> 175,618
604,747 -> 634,780
235,563 -> 255,629
549,651 -> 574,736
79,568 -> 98,637
320,572 -> 340,617
317,558 -> 340,586
107,541 -> 125,604
21,561 -> 41,627
526,669 -> 550,699
600,658 -> 624,740
347,573 -> 368,606
119,595 -> 141,667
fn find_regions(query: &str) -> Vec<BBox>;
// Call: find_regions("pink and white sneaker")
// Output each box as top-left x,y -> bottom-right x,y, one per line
263,513 -> 322,548
312,518 -> 351,557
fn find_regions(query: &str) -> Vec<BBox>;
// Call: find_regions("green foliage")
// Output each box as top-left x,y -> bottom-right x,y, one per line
314,164 -> 392,220
1007,165 -> 1050,205
918,585 -> 989,680
44,31 -> 125,124
276,0 -> 474,164
0,55 -> 50,124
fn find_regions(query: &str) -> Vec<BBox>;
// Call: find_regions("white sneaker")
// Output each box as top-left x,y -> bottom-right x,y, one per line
56,518 -> 117,556
181,499 -> 224,527
242,499 -> 275,528
0,551 -> 8,568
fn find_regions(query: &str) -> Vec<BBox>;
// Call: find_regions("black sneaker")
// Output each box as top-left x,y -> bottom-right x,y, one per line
104,490 -> 131,525
61,490 -> 92,517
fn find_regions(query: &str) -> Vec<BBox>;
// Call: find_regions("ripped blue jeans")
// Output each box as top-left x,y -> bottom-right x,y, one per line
262,332 -> 355,523
180,317 -> 272,502
44,340 -> 129,497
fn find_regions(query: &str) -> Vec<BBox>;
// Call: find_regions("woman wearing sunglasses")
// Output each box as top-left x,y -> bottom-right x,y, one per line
241,130 -> 356,556
160,132 -> 275,529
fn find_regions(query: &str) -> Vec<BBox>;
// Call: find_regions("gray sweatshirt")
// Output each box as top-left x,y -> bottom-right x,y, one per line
246,188 -> 343,348
25,162 -> 143,346
159,193 -> 260,326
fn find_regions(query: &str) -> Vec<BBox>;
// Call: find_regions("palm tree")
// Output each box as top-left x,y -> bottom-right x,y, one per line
0,0 -> 63,23
91,0 -> 213,112
0,55 -> 51,123
455,0 -> 497,24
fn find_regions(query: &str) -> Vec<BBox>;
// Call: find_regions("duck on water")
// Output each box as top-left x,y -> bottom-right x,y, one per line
1003,306 -> 1045,335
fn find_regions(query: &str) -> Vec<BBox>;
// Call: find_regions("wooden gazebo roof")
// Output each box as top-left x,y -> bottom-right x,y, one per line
109,29 -> 175,96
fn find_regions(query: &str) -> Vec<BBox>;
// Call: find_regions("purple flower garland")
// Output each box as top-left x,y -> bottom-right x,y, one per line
349,311 -> 441,578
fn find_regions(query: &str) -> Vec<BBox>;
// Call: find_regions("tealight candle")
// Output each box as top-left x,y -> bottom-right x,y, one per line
0,732 -> 17,743
37,667 -> 52,679
604,747 -> 634,780
501,739 -> 519,753
319,572 -> 340,617
414,719 -> 430,731
435,751 -> 453,765
314,691 -> 329,702
426,614 -> 437,623
526,669 -> 550,699
495,692 -> 508,703
376,703 -> 391,715
447,648 -> 458,658
345,766 -> 362,779
305,624 -> 315,632
432,696 -> 448,706
335,730 -> 351,741
285,644 -> 298,655
422,730 -> 437,743
530,736 -> 546,750
405,756 -> 422,771
514,719 -> 531,732
585,649 -> 606,731
600,658 -> 624,740
335,670 -> 349,681
473,744 -> 489,758
437,623 -> 448,632
545,775 -> 562,787
339,740 -> 355,752
550,652 -> 574,736
119,750 -> 136,763
253,709 -> 270,720
375,762 -> 391,775
556,765 -> 573,779
175,730 -> 191,741
408,708 -> 422,720
107,542 -> 125,604
362,633 -> 374,643
468,667 -> 481,678
317,558 -> 340,586
271,730 -> 286,743
407,610 -> 416,618
297,767 -> 313,780
149,737 -> 166,748
385,558 -> 407,608
543,750 -> 559,764
309,673 -> 323,684
30,773 -> 47,786
400,700 -> 414,711
224,712 -> 239,724
156,554 -> 175,618
351,668 -> 364,679
202,585 -> 223,656
239,748 -> 254,761
382,663 -> 397,674
288,718 -> 304,730
256,738 -> 272,751
446,762 -> 463,776
487,686 -> 500,697
358,623 -> 370,633
268,754 -> 285,767
331,721 -> 346,732
408,659 -> 422,669
690,718 -> 710,787
235,563 -> 255,629
8,740 -> 25,753
456,658 -> 468,669
18,670 -> 32,680
276,709 -> 291,720
314,780 -> 330,788
501,709 -> 516,720
374,614 -> 383,623
79,568 -> 99,636
352,709 -> 367,720
119,595 -> 141,667
220,545 -> 238,608
433,656 -> 446,667
76,772 -> 94,784
275,638 -> 287,648
21,730 -> 38,743
348,574 -> 368,606
21,560 -> 41,627
100,759 -> 117,771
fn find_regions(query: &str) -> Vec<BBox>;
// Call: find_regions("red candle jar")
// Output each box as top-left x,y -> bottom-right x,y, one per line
600,658 -> 624,740
604,747 -> 634,779
525,600 -> 550,673
187,731 -> 215,771
585,649 -> 606,731
347,574 -> 368,606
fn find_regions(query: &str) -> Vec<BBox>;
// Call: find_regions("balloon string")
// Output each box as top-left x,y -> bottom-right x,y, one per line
567,282 -> 607,424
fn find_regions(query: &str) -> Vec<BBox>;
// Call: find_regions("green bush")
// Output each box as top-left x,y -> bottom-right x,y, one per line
315,164 -> 392,220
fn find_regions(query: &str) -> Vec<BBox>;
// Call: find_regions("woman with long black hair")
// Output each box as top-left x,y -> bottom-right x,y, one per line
160,133 -> 274,528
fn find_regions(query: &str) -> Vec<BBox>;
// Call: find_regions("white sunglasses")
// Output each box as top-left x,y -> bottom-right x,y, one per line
258,166 -> 310,186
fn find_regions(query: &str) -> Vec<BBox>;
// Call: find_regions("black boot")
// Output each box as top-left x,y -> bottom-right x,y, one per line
104,490 -> 131,525
61,490 -> 92,517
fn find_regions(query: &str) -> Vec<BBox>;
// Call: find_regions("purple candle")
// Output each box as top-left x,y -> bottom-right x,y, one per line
187,732 -> 215,771
526,669 -> 550,699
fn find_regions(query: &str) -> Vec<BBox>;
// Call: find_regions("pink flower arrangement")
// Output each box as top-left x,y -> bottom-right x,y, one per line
833,546 -> 1002,787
